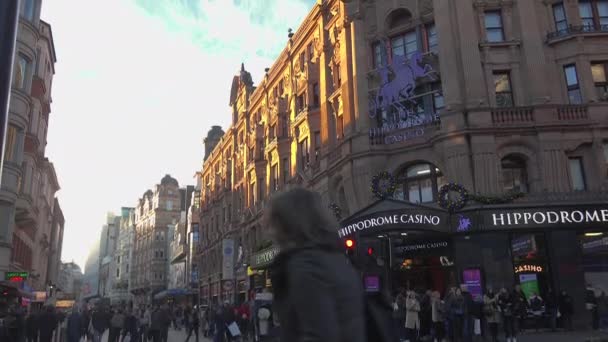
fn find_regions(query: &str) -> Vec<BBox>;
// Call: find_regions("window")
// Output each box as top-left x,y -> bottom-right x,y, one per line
117,256 -> 121,264
3,125 -> 22,162
312,83 -> 320,107
166,200 -> 173,211
501,156 -> 528,193
564,64 -> 583,104
591,62 -> 608,100
426,24 -> 438,53
569,157 -> 586,190
271,164 -> 279,192
391,31 -> 418,60
484,11 -> 505,42
249,146 -> 255,161
22,0 -> 35,21
373,42 -> 385,68
398,163 -> 444,204
314,131 -> 321,161
494,71 -> 514,107
579,0 -> 608,29
307,43 -> 314,61
116,268 -> 120,278
282,157 -> 290,183
13,54 -> 30,90
432,82 -> 444,111
269,124 -> 276,140
553,3 -> 568,32
297,93 -> 306,112
580,1 -> 596,28
126,264 -> 129,273
299,138 -> 309,169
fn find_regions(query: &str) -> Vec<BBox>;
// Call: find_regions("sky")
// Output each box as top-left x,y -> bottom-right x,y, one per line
41,0 -> 316,271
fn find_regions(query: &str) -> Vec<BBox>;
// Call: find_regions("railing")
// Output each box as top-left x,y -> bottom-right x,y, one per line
557,105 -> 588,121
547,24 -> 608,41
491,107 -> 535,124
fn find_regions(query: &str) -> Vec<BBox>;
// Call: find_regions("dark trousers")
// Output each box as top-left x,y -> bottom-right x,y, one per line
149,330 -> 161,342
433,321 -> 445,340
109,327 -> 122,342
40,333 -> 53,342
185,325 -> 199,342
503,316 -> 516,338
488,322 -> 498,342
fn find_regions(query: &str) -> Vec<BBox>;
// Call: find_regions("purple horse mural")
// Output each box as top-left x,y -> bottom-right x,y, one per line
370,40 -> 435,120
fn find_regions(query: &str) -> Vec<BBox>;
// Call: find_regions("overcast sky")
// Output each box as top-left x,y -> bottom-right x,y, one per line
41,0 -> 315,270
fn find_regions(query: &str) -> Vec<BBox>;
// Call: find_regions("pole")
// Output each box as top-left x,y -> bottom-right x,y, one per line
0,0 -> 20,186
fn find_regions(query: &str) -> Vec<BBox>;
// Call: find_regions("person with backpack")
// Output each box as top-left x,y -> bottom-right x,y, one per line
266,188 -> 379,342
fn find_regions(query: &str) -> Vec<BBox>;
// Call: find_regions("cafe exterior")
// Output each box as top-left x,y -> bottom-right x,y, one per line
340,198 -> 608,329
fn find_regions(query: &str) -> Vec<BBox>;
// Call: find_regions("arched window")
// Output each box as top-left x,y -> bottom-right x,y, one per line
387,8 -> 412,30
501,155 -> 528,193
396,163 -> 444,203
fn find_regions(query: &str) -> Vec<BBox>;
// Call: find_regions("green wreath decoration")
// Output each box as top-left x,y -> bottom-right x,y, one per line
438,183 -> 468,212
371,171 -> 397,199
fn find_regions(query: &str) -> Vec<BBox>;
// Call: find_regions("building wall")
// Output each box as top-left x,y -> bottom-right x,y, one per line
108,208 -> 135,303
0,0 -> 63,291
131,175 -> 182,301
196,0 -> 608,295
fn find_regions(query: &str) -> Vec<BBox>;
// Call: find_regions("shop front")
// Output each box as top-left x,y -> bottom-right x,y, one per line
341,199 -> 608,330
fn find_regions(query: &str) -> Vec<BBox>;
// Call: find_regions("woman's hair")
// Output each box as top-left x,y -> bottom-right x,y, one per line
266,187 -> 340,251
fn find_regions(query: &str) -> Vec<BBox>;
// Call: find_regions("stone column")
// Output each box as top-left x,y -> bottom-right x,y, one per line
433,0 -> 463,109
470,135 -> 501,194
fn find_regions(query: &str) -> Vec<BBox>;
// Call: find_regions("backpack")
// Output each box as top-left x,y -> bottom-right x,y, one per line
365,293 -> 398,342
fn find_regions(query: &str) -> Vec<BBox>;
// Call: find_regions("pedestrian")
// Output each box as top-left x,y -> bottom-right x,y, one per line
185,307 -> 200,342
498,288 -> 516,342
559,290 -> 574,331
431,291 -> 445,342
483,288 -> 500,342
91,306 -> 110,342
81,307 -> 91,342
405,291 -> 421,342
25,308 -> 39,342
449,288 -> 465,342
460,284 -> 474,342
109,308 -> 126,342
38,306 -> 58,342
139,307 -> 150,342
121,308 -> 139,342
266,188 -> 367,342
149,306 -> 163,342
160,304 -> 171,342
67,305 -> 83,342
545,289 -> 558,332
512,285 -> 527,334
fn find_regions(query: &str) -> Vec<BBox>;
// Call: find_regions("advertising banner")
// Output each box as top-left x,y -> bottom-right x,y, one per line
519,273 -> 540,300
462,269 -> 483,302
222,239 -> 235,280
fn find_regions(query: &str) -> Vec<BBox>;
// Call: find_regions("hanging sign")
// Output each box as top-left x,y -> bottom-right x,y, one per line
6,272 -> 28,282
339,209 -> 446,238
514,264 -> 544,274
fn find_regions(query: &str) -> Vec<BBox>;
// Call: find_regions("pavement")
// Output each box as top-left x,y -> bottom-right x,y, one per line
97,328 -> 213,342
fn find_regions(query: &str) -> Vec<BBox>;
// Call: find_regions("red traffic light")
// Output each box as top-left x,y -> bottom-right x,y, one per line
367,247 -> 374,256
345,239 -> 355,248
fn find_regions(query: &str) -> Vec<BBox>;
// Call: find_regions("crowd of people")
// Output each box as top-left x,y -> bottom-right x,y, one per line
391,284 -> 582,342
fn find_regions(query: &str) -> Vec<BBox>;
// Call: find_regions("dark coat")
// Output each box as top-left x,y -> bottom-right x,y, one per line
25,313 -> 38,338
67,312 -> 83,342
270,246 -> 366,342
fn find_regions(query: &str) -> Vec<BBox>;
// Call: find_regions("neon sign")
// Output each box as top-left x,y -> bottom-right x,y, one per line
369,41 -> 440,145
514,265 -> 543,273
5,272 -> 28,282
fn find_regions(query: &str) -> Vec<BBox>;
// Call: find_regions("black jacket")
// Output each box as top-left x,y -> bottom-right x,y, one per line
270,246 -> 366,342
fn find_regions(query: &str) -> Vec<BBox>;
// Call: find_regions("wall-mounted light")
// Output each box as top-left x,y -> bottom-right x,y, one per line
585,232 -> 604,237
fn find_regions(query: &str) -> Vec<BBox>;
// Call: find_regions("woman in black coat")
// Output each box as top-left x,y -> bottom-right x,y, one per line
266,188 -> 366,342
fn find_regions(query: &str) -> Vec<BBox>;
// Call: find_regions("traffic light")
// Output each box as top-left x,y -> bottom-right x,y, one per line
345,239 -> 355,257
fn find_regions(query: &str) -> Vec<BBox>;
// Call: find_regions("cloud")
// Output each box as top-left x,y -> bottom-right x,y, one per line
40,0 -> 316,269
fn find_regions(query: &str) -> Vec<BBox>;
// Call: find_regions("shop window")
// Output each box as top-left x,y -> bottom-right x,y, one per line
484,10 -> 505,42
553,3 -> 569,33
494,71 -> 514,107
564,64 -> 583,104
511,233 -> 551,301
398,163 -> 444,204
569,157 -> 586,191
579,232 -> 608,292
501,155 -> 528,193
591,62 -> 608,101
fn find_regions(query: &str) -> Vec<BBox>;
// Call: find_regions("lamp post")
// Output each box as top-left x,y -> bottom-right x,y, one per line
0,0 -> 20,186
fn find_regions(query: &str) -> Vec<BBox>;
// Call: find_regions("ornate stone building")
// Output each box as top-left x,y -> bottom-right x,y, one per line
130,175 -> 182,303
0,0 -> 64,292
197,0 -> 608,312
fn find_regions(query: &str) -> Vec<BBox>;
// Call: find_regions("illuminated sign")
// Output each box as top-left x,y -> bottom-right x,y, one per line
514,264 -> 543,274
6,272 -> 28,282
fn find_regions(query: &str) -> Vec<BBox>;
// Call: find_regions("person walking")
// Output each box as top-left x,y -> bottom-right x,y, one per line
483,288 -> 500,342
109,308 -> 126,342
559,290 -> 574,331
91,306 -> 110,342
25,308 -> 39,342
149,306 -> 163,342
431,291 -> 445,342
38,306 -> 58,342
498,288 -> 517,342
405,291 -> 421,342
66,305 -> 83,342
185,307 -> 200,342
121,308 -> 139,342
266,188 -> 367,342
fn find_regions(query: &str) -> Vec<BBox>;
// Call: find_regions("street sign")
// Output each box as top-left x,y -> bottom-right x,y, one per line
6,272 -> 28,282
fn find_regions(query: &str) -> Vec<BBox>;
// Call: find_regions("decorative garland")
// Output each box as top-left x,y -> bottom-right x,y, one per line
438,183 -> 468,212
371,171 -> 397,199
328,203 -> 342,220
438,183 -> 525,212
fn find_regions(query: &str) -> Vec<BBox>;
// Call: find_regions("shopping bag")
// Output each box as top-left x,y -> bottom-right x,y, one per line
227,321 -> 241,337
474,318 -> 481,335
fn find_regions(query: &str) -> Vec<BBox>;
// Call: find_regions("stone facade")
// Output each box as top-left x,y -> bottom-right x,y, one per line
196,0 -> 608,302
0,0 -> 64,292
130,175 -> 182,303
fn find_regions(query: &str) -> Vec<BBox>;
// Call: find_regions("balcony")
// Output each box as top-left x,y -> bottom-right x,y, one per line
547,24 -> 608,44
171,244 -> 187,264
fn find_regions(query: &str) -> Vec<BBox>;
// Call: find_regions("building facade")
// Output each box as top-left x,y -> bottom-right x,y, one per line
196,0 -> 608,327
81,239 -> 100,301
57,261 -> 83,299
98,213 -> 119,299
0,0 -> 64,293
130,175 -> 183,304
108,207 -> 135,304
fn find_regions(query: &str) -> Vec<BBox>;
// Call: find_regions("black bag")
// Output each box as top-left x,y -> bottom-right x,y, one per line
365,293 -> 398,342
